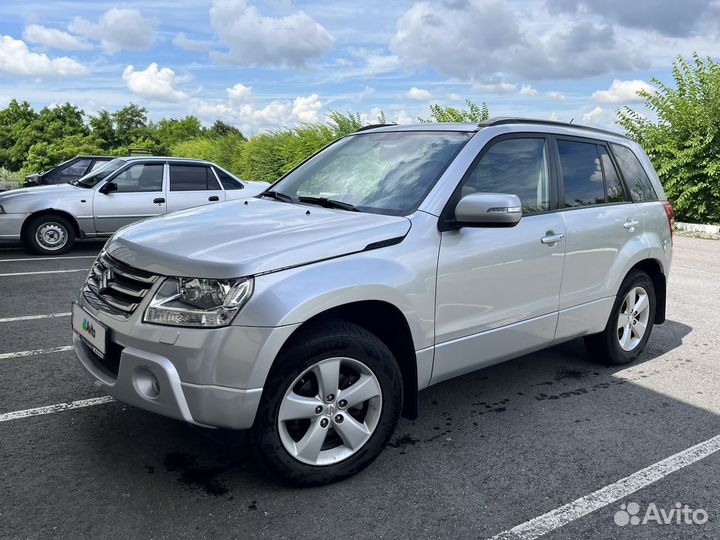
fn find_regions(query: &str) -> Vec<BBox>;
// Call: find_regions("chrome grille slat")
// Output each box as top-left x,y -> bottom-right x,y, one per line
82,252 -> 158,318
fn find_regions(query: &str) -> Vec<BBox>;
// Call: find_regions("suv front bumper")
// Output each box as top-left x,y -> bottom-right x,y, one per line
73,297 -> 299,429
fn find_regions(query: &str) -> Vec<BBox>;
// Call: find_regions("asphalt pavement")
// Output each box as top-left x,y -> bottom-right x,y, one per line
0,236 -> 719,540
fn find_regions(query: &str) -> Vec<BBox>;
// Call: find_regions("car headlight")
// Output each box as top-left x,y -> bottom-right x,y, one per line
144,277 -> 253,328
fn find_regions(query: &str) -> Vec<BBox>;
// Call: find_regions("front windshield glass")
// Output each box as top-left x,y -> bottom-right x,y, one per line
269,131 -> 472,215
74,158 -> 126,188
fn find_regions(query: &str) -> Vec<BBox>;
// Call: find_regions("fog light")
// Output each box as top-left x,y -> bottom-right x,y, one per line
134,368 -> 160,399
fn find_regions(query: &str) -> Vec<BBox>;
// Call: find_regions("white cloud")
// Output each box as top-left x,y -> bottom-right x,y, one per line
23,25 -> 92,51
173,33 -> 212,52
292,94 -> 322,122
446,92 -> 464,101
122,63 -> 189,102
393,110 -> 414,125
70,8 -> 155,53
0,35 -> 89,78
592,79 -> 655,103
582,105 -> 618,127
519,84 -> 538,96
391,1 -> 647,83
209,0 -> 334,66
406,86 -> 432,100
227,82 -> 252,101
546,91 -> 566,100
192,93 -> 325,132
358,106 -> 385,125
473,80 -> 520,94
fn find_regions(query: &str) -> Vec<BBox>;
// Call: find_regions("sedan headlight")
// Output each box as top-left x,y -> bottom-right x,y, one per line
144,277 -> 253,328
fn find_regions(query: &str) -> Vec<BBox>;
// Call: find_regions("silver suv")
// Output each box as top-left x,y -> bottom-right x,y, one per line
0,157 -> 266,254
72,119 -> 674,485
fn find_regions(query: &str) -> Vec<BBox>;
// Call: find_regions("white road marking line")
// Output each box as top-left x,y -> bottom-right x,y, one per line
0,255 -> 96,263
487,433 -> 720,540
0,268 -> 88,277
0,312 -> 70,323
0,396 -> 115,423
0,345 -> 73,360
674,266 -> 719,276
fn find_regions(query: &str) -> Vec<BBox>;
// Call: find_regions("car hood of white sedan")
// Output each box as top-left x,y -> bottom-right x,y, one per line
0,183 -> 85,207
105,197 -> 412,278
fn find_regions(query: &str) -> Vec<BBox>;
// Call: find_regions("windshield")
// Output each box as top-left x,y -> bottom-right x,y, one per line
73,158 -> 126,188
268,131 -> 472,215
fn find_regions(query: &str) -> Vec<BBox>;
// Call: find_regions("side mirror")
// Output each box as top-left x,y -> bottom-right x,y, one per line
101,182 -> 118,194
454,192 -> 523,227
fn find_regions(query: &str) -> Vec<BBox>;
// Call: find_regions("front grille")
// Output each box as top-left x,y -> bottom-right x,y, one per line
83,252 -> 159,318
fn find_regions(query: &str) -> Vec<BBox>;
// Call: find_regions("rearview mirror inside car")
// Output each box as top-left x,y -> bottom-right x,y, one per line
454,192 -> 523,227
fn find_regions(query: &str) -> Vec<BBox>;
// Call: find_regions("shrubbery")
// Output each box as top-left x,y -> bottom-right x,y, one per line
619,54 -> 720,224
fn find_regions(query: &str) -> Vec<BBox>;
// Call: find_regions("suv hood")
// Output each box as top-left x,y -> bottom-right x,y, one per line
106,198 -> 412,278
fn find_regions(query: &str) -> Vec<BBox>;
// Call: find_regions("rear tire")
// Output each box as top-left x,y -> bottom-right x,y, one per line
25,214 -> 75,255
585,270 -> 656,365
251,321 -> 403,486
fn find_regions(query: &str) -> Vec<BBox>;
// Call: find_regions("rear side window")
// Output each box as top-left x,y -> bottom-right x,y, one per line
558,140 -> 605,207
462,138 -> 550,214
214,167 -> 244,190
611,144 -> 658,202
60,158 -> 91,177
169,165 -> 219,191
599,147 -> 626,203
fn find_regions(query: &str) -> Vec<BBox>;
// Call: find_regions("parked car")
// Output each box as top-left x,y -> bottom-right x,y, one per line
0,157 -> 267,254
72,119 -> 674,485
24,155 -> 114,187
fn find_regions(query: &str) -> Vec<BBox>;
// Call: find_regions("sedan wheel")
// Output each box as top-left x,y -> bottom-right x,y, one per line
35,222 -> 68,252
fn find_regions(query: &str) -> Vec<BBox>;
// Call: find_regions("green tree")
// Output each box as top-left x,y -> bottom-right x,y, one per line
112,103 -> 150,148
418,99 -> 489,123
154,116 -> 205,154
618,53 -> 720,223
0,100 -> 38,170
25,134 -> 104,172
89,110 -> 117,150
209,120 -> 245,139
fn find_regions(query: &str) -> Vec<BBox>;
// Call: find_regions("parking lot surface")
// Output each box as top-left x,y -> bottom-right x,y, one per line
1,236 -> 719,540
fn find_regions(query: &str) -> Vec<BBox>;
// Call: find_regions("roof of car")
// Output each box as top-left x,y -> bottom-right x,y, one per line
355,117 -> 627,139
119,156 -> 214,164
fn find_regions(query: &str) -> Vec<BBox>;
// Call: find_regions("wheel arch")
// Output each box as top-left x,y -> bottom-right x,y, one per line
272,300 -> 419,420
624,258 -> 667,324
21,209 -> 81,241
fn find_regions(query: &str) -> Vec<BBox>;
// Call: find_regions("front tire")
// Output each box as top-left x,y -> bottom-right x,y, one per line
251,321 -> 403,486
25,215 -> 75,255
585,270 -> 656,365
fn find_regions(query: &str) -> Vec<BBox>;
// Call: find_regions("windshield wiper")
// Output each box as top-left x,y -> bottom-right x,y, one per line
297,196 -> 359,212
259,190 -> 295,203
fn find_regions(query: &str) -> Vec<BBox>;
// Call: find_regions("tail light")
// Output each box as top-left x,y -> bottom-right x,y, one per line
662,201 -> 674,246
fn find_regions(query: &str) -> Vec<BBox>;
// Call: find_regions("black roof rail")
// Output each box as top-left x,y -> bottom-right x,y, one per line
479,117 -> 625,138
354,123 -> 397,132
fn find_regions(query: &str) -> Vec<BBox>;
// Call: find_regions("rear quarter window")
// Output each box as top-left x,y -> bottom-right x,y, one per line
611,144 -> 658,202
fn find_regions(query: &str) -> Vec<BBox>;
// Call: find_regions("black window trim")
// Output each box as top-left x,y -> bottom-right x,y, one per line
168,162 -> 220,192
439,132 -> 560,231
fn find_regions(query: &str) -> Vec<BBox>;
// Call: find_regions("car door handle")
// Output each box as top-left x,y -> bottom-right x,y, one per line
153,197 -> 165,204
623,219 -> 640,230
541,233 -> 565,245
208,196 -> 219,202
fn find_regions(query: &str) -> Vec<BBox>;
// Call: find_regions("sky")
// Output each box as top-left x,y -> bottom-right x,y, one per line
0,0 -> 719,134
